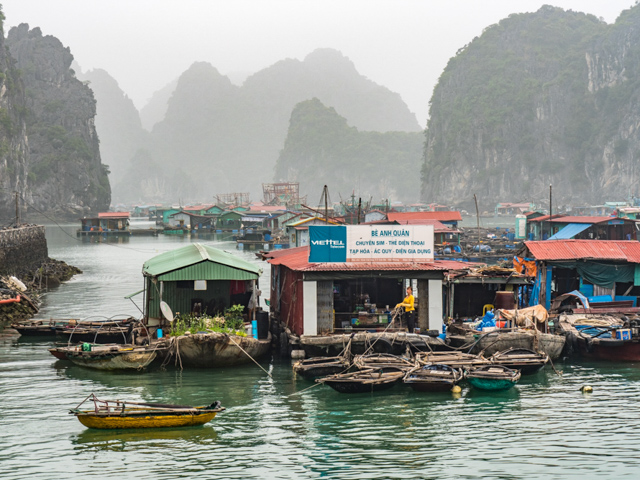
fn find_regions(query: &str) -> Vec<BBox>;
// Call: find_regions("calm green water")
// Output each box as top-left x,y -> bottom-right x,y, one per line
1,222 -> 640,479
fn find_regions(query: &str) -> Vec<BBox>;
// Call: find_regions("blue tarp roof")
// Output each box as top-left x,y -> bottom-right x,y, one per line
548,223 -> 592,240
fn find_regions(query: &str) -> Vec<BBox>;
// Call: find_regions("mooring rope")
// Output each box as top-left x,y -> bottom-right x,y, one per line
228,336 -> 272,378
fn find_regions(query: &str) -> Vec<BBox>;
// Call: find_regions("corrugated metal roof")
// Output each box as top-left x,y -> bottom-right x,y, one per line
526,214 -> 563,223
387,211 -> 462,222
143,243 -> 262,279
98,212 -> 130,218
288,216 -> 341,227
549,216 -> 616,224
266,247 -> 472,272
525,240 -> 640,263
548,223 -> 592,240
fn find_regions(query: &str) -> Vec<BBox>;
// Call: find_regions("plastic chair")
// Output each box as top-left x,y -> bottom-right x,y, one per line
482,304 -> 494,315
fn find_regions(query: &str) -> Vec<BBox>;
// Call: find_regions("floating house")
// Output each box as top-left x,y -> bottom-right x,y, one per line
548,216 -> 638,241
78,212 -> 131,236
167,211 -> 214,231
265,247 -> 453,339
517,240 -> 640,310
495,202 -> 536,216
387,211 -> 463,228
286,217 -> 342,248
141,243 -> 263,324
216,211 -> 243,232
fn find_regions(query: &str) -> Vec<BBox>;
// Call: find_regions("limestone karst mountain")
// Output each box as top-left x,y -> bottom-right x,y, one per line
422,5 -> 640,208
275,98 -> 423,203
1,22 -> 109,218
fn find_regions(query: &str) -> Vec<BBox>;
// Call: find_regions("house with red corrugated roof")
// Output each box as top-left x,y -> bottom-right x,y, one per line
518,240 -> 640,310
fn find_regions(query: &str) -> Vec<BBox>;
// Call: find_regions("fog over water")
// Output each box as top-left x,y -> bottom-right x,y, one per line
2,0 -> 633,125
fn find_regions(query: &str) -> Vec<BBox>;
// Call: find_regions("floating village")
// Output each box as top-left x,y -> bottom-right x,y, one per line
2,182 -> 640,428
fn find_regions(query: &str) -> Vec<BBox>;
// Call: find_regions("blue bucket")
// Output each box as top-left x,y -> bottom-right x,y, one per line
252,320 -> 258,339
157,328 -> 163,339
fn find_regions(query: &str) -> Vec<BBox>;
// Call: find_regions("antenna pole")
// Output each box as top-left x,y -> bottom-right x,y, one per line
323,185 -> 328,223
474,194 -> 480,248
549,184 -> 552,239
15,191 -> 20,226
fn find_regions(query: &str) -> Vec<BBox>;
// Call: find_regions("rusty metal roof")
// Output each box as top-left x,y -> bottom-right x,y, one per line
387,211 -> 462,222
525,240 -> 640,262
98,212 -> 130,218
548,216 -> 619,224
266,247 -> 474,272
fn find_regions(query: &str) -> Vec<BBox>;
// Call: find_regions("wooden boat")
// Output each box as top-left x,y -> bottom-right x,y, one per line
415,351 -> 490,369
55,343 -> 166,370
56,324 -> 133,344
447,328 -> 565,360
293,356 -> 351,380
465,365 -> 521,391
353,353 -> 414,372
558,313 -> 640,361
162,332 -> 271,367
489,347 -> 549,374
403,364 -> 463,392
70,393 -> 225,429
317,369 -> 404,394
11,319 -> 74,337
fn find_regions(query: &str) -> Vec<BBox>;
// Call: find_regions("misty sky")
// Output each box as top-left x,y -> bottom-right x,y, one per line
2,0 -> 634,127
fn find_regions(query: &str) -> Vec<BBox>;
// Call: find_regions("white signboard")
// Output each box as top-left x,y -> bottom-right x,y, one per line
346,225 -> 434,262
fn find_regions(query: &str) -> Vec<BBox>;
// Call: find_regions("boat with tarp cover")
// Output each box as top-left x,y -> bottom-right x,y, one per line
70,393 -> 225,429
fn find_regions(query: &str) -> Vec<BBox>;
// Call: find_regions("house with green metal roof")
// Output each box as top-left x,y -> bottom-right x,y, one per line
142,243 -> 262,322
216,211 -> 243,231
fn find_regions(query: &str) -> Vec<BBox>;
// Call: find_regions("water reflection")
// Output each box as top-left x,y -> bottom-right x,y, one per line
71,425 -> 219,450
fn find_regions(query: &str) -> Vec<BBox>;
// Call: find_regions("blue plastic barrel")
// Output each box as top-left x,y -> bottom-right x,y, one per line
252,320 -> 258,339
157,328 -> 163,339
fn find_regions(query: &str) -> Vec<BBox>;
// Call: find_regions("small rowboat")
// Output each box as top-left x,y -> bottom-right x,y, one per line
293,356 -> 351,380
416,351 -> 490,369
465,365 -> 521,391
403,364 -> 463,392
60,343 -> 165,370
70,393 -> 225,429
353,353 -> 414,372
317,369 -> 404,394
11,319 -> 75,337
489,348 -> 549,375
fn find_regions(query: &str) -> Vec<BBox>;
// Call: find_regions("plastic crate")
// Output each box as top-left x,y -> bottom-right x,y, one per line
614,329 -> 631,341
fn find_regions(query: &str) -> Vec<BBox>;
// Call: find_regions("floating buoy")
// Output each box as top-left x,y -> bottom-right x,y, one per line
451,385 -> 462,394
580,385 -> 593,393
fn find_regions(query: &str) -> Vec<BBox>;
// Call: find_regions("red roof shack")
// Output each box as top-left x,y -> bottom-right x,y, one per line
265,246 -> 471,346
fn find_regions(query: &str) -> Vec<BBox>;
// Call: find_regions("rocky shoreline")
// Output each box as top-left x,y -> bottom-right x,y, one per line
0,258 -> 82,324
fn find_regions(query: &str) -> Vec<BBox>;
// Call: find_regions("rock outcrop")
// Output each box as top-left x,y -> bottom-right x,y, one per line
5,23 -> 110,216
275,98 -> 423,202
75,68 -> 148,188
141,49 -> 419,202
421,5 -> 640,208
0,15 -> 29,223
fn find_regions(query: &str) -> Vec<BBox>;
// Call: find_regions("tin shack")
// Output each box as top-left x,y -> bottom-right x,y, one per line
140,243 -> 264,331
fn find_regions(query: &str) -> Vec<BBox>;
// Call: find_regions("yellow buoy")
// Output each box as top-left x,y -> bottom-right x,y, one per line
451,385 -> 462,394
580,385 -> 593,393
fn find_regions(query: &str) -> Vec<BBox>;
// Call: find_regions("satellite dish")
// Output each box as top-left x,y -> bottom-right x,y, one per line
160,301 -> 174,322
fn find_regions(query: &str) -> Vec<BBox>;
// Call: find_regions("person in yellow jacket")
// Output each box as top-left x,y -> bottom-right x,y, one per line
396,286 -> 415,333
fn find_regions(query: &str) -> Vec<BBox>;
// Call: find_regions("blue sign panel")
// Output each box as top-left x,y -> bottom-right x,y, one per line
309,226 -> 347,262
